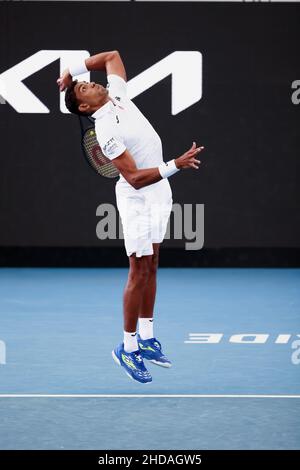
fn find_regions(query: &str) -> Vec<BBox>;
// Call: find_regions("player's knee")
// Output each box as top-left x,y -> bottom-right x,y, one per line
129,258 -> 151,286
131,270 -> 149,288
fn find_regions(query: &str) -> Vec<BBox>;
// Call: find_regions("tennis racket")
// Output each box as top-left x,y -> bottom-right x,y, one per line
78,115 -> 120,179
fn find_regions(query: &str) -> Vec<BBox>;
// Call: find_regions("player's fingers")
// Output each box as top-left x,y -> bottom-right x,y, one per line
188,146 -> 203,157
193,146 -> 204,153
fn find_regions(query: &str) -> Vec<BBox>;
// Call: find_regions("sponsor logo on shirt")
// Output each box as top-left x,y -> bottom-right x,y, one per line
103,137 -> 120,156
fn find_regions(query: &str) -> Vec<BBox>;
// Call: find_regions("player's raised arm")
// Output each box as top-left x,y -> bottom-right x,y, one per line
93,50 -> 127,81
57,50 -> 126,91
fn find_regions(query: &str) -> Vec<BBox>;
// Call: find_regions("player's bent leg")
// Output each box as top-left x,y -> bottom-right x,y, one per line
113,253 -> 153,383
124,253 -> 152,332
137,243 -> 172,368
138,243 -> 160,319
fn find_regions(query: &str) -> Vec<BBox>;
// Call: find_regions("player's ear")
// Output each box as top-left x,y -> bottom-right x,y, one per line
78,102 -> 89,113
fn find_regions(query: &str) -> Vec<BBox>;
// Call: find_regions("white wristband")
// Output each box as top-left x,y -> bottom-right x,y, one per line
158,159 -> 179,179
69,60 -> 88,77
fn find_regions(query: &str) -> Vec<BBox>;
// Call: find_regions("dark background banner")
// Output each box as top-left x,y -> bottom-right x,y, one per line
0,2 -> 299,256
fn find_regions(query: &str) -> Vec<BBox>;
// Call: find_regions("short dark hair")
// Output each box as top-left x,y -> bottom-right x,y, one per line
65,80 -> 90,116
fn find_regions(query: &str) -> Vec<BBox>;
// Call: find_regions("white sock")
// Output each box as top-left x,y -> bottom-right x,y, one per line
139,318 -> 154,340
124,331 -> 138,353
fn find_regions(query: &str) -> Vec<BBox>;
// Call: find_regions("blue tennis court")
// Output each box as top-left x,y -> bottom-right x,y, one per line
0,268 -> 299,449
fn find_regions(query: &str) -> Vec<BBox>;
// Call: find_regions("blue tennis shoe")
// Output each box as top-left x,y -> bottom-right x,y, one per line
137,335 -> 172,368
112,343 -> 152,383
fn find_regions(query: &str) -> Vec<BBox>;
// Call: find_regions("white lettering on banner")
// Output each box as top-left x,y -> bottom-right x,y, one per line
185,333 -> 300,345
127,51 -> 202,115
0,68 -> 7,105
0,340 -> 6,365
0,50 -> 90,113
275,334 -> 292,344
0,50 -> 202,114
229,334 -> 269,344
185,334 -> 223,344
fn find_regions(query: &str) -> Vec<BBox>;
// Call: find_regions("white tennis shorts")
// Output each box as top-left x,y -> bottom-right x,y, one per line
115,179 -> 173,257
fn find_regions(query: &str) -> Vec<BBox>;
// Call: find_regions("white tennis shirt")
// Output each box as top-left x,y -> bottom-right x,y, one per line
91,74 -> 172,198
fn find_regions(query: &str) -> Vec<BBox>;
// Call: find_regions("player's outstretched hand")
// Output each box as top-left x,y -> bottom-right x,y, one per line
56,69 -> 73,92
175,142 -> 204,170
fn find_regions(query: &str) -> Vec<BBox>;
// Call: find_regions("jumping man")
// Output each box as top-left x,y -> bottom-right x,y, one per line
57,50 -> 204,383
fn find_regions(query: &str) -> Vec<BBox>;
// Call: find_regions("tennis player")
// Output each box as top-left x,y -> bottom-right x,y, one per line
57,50 -> 204,383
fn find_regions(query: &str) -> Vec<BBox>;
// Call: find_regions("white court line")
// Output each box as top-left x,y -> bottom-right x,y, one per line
0,394 -> 300,399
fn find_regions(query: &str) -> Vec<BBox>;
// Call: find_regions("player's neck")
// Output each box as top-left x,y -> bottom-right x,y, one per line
93,96 -> 113,113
